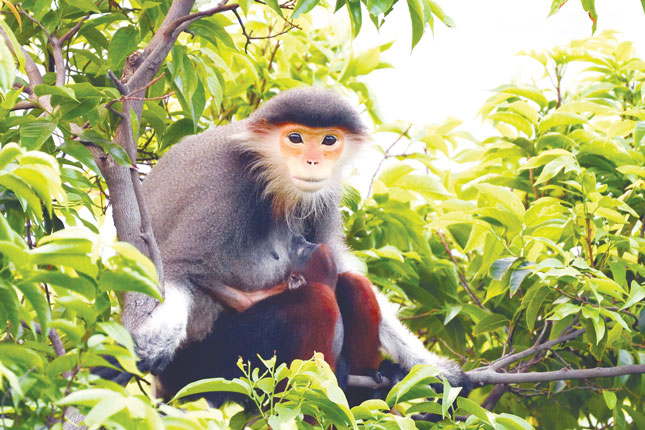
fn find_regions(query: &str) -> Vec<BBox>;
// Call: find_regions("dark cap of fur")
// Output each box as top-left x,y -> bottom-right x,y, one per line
249,88 -> 367,135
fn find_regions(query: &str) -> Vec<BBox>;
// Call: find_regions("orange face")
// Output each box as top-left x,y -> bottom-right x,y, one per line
279,124 -> 345,192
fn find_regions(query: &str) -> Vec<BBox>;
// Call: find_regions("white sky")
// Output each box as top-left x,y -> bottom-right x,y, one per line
353,0 -> 645,136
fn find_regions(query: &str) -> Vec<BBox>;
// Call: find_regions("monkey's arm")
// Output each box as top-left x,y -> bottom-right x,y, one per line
205,282 -> 289,312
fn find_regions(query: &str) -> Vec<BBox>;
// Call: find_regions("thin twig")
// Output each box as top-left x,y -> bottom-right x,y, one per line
366,125 -> 412,199
436,229 -> 486,310
170,1 -> 239,36
486,328 -> 586,371
19,6 -> 50,38
107,70 -> 128,95
127,72 -> 166,97
59,13 -> 92,44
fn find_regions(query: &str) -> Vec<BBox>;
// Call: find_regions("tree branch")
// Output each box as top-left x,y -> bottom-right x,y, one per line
366,125 -> 412,199
59,13 -> 92,45
347,364 -> 645,389
170,1 -> 239,35
483,328 -> 586,371
468,364 -> 645,385
436,229 -> 486,310
95,0 -> 239,329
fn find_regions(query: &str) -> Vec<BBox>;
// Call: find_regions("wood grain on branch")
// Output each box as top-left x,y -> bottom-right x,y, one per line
97,0 -> 238,329
347,364 -> 645,389
468,364 -> 645,385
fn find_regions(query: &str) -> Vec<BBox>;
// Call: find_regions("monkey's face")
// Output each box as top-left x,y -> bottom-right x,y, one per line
278,124 -> 345,193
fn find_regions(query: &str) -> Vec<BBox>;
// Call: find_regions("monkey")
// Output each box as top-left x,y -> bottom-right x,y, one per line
133,87 -> 469,393
154,236 -> 343,405
154,235 -> 390,407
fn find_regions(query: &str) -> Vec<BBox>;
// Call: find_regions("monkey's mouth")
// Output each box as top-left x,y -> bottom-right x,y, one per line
293,177 -> 326,183
292,177 -> 327,192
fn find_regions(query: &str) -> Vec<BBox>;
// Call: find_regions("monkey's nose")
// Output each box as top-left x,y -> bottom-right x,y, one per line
306,159 -> 320,166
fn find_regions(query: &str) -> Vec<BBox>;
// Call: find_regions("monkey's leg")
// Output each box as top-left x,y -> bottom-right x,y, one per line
131,280 -> 193,374
336,272 -> 382,373
336,272 -> 386,405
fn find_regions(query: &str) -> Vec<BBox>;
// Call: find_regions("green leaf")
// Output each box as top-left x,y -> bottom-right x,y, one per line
457,397 -> 491,423
473,314 -> 509,336
292,0 -> 320,18
501,86 -> 548,108
79,130 -> 133,167
34,84 -> 77,101
0,241 -> 29,267
622,281 -> 645,310
108,26 -> 138,70
538,112 -> 587,134
548,0 -> 569,17
581,0 -> 597,33
489,111 -> 533,136
84,396 -> 126,427
0,172 -> 44,219
99,268 -> 161,300
379,164 -> 414,187
98,322 -> 136,355
60,141 -> 102,177
475,183 -> 525,218
581,306 -> 605,344
172,378 -> 251,401
0,143 -> 22,170
398,174 -> 450,200
58,389 -> 123,406
0,344 -> 45,369
616,350 -> 633,386
525,285 -> 550,332
406,0 -> 424,49
496,413 -> 534,430
635,121 -> 645,146
603,390 -> 617,410
425,0 -> 454,27
264,0 -> 285,17
441,378 -> 461,418
385,365 -> 439,406
15,281 -> 51,334
490,257 -> 519,280
346,0 -> 362,37
509,268 -> 531,296
366,0 -> 394,16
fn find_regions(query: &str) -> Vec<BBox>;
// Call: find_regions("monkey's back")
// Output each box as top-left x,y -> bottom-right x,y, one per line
143,122 -> 292,292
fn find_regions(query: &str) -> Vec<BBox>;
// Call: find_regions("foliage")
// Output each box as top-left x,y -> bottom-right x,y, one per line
0,0 -> 642,429
345,31 -> 645,429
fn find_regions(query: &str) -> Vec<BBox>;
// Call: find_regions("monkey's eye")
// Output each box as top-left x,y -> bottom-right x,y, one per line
322,135 -> 337,146
288,133 -> 303,144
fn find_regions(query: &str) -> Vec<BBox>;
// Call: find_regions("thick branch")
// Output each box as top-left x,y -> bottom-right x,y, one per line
468,365 -> 645,385
51,36 -> 66,86
347,364 -> 645,389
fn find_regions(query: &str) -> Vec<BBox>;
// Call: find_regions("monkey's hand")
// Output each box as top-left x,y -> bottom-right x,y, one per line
205,282 -> 290,312
373,359 -> 406,400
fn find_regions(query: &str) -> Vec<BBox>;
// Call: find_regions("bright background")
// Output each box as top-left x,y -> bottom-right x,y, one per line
354,1 -> 644,136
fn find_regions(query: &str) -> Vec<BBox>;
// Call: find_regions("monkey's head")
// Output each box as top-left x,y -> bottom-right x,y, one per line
288,235 -> 338,290
240,88 -> 368,213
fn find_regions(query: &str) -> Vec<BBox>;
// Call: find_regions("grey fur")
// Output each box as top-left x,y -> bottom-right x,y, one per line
133,87 -> 467,389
